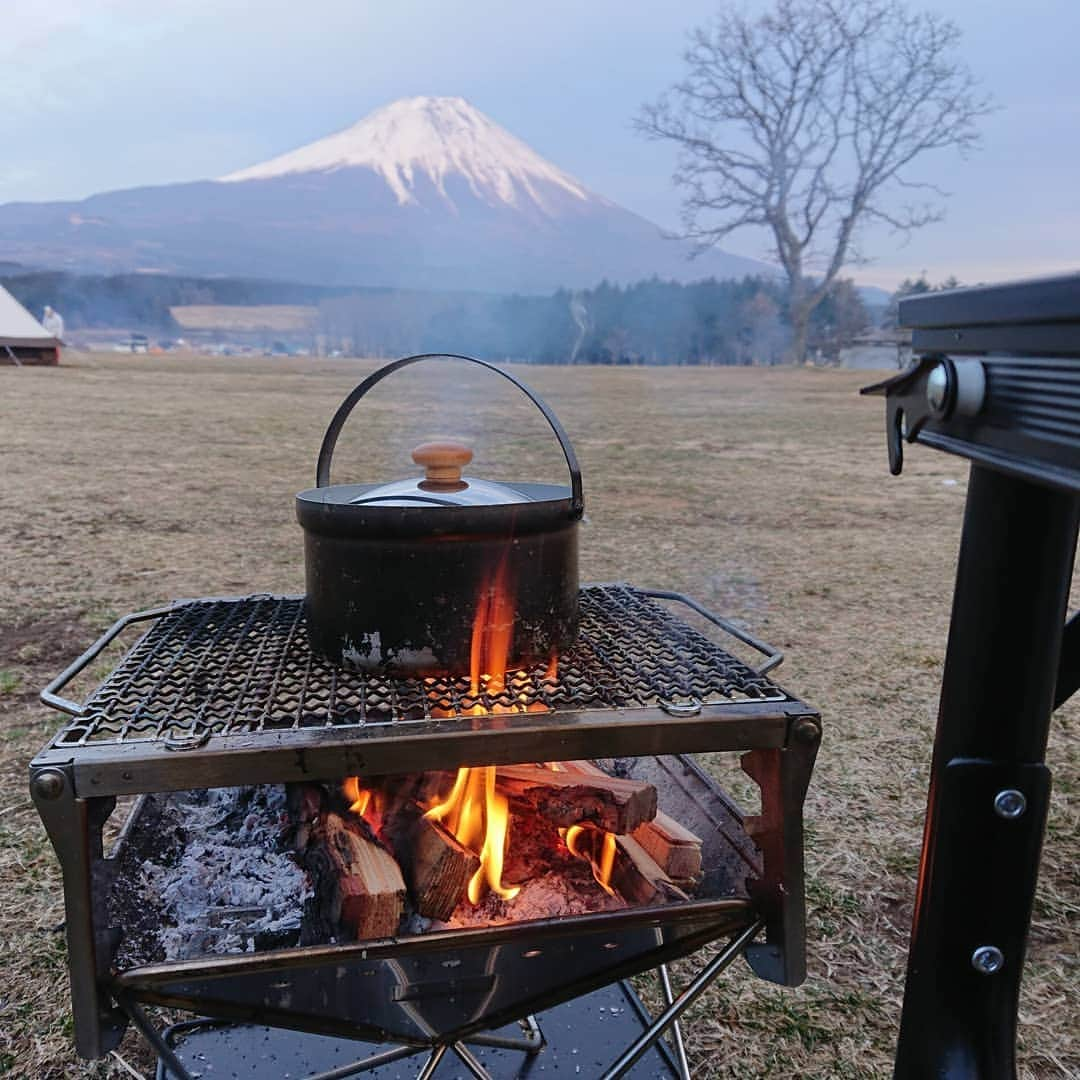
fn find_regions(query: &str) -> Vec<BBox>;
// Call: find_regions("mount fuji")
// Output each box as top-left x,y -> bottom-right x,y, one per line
0,96 -> 773,293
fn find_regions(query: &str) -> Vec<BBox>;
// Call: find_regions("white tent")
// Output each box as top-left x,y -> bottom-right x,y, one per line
0,284 -> 59,363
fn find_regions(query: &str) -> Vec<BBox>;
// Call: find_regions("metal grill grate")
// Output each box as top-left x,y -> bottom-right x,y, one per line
51,585 -> 789,749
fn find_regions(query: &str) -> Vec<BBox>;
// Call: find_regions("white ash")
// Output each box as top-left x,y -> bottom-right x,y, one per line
404,911 -> 434,936
143,786 -> 311,960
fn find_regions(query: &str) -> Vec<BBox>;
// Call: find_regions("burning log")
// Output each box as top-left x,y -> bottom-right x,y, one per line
495,764 -> 657,834
380,801 -> 481,921
306,811 -> 405,940
558,761 -> 703,883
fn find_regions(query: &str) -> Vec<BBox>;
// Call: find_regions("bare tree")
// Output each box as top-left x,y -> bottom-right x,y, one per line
639,0 -> 990,362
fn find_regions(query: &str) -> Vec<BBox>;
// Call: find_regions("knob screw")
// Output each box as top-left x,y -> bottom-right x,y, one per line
971,946 -> 1004,975
926,363 -> 952,417
994,789 -> 1026,819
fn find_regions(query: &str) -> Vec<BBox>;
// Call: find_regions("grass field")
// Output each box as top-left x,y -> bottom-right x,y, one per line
0,352 -> 1075,1078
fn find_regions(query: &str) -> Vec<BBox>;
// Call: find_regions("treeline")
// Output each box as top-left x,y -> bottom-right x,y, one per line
401,276 -> 871,365
0,271 -> 354,331
2,269 -> 875,364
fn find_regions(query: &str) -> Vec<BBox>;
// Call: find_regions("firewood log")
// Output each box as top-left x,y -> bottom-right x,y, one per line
308,812 -> 405,940
630,811 -> 703,883
495,765 -> 656,834
610,835 -> 690,906
380,801 -> 480,921
559,761 -> 703,882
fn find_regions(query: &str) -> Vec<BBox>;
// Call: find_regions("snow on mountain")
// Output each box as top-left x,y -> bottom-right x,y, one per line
222,96 -> 591,213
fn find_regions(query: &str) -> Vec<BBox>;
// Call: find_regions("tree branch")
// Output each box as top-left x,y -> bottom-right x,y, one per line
637,0 -> 991,359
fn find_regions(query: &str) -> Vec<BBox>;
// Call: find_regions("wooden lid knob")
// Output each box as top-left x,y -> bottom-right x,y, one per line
412,440 -> 472,489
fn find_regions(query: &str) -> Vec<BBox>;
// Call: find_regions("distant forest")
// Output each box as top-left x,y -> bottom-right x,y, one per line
2,269 -> 879,365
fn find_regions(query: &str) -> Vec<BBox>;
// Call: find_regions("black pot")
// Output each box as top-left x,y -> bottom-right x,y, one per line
296,354 -> 584,675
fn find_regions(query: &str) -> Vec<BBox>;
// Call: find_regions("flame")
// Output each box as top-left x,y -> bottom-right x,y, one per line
561,824 -> 617,896
342,776 -> 371,817
425,766 -> 520,903
470,556 -> 514,697
464,561 -> 554,716
361,560 -> 562,905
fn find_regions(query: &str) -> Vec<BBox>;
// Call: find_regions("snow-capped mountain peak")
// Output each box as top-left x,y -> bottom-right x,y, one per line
221,95 -> 590,211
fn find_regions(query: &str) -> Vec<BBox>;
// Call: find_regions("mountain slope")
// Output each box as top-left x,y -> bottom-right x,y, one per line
0,96 -> 774,293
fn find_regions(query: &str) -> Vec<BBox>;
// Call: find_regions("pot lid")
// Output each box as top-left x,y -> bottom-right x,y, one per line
344,441 -> 545,508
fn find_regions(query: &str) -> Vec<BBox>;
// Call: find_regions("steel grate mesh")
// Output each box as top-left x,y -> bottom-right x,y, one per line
51,585 -> 789,748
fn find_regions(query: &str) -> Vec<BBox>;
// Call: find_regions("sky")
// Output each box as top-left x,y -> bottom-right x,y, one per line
1,0 -> 1077,291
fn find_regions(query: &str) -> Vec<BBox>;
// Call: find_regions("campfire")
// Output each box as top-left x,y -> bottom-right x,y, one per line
290,758 -> 700,945
254,568 -> 699,941
111,757 -> 702,969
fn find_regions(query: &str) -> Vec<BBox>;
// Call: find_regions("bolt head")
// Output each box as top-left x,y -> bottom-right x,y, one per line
794,718 -> 821,744
994,789 -> 1027,819
971,945 -> 1005,975
33,771 -> 65,801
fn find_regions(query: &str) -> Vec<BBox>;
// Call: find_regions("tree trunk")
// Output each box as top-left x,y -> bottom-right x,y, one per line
789,302 -> 811,365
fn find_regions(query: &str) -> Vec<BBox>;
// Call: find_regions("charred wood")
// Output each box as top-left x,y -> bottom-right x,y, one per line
495,765 -> 657,834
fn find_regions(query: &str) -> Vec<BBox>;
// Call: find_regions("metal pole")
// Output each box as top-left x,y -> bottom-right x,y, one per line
600,919 -> 764,1079
657,965 -> 692,1080
894,465 -> 1079,1078
119,997 -> 194,1080
415,1044 -> 448,1080
450,1041 -> 495,1079
465,1014 -> 544,1052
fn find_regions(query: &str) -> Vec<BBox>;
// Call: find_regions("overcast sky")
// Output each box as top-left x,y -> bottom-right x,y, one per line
2,0 -> 1077,290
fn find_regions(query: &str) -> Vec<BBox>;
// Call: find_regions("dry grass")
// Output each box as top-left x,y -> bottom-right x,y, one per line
0,352 -> 1075,1078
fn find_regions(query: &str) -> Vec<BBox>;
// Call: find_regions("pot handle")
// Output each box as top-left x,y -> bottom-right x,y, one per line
316,353 -> 584,516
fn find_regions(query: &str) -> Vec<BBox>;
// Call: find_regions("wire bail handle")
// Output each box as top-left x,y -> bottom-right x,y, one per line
314,353 -> 584,516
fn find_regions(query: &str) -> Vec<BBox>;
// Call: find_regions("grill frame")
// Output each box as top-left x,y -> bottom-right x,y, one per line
30,584 -> 819,1060
34,585 -> 812,799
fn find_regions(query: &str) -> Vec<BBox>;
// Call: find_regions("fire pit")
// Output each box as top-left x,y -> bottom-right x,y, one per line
32,584 -> 819,1075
